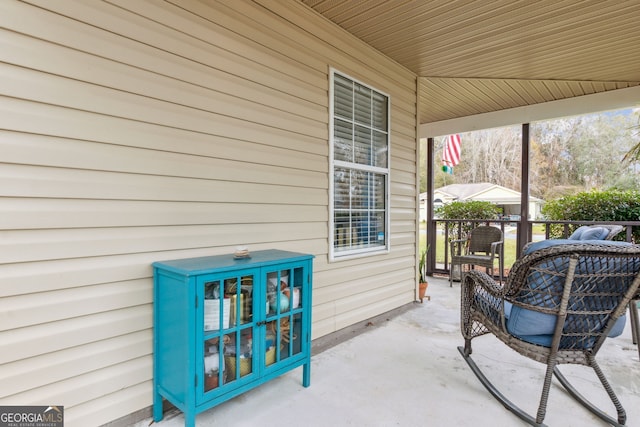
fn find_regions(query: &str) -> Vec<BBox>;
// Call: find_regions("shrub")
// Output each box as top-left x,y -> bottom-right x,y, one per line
435,200 -> 501,239
541,190 -> 640,241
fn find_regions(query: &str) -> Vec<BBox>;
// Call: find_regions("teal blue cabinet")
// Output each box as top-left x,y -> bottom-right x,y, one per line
152,250 -> 314,426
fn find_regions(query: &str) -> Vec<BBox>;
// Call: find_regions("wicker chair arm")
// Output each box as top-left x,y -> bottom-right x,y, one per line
461,270 -> 508,335
489,240 -> 503,258
521,241 -> 535,253
450,238 -> 467,243
464,269 -> 505,296
450,238 -> 468,256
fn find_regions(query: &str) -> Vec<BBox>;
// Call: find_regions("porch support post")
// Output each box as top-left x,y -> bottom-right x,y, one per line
518,123 -> 531,256
426,137 -> 436,273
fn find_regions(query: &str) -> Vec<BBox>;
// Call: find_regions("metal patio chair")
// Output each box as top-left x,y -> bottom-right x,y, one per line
459,241 -> 640,426
449,225 -> 503,287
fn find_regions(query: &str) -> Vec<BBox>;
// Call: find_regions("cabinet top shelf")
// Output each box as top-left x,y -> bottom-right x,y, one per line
153,249 -> 314,275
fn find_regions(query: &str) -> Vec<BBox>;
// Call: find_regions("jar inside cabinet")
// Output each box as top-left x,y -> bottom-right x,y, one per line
266,266 -> 304,315
226,275 -> 254,326
224,329 -> 254,382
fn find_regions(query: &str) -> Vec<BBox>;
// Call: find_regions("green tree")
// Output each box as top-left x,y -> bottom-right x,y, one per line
531,117 -> 582,198
570,113 -> 637,189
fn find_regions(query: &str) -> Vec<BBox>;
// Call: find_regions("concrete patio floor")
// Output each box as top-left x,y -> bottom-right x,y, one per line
137,276 -> 640,427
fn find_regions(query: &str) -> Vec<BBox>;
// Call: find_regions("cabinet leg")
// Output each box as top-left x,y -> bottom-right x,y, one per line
153,392 -> 163,422
302,361 -> 311,387
185,411 -> 196,427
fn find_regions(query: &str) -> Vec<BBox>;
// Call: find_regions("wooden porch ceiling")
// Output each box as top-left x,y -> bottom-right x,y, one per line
300,0 -> 640,125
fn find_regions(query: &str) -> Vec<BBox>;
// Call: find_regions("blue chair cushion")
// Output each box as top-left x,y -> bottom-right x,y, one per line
568,226 -> 588,240
504,301 -> 626,347
568,226 -> 609,240
523,239 -> 631,255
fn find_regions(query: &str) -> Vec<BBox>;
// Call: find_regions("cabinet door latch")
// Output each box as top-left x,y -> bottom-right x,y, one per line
256,320 -> 267,326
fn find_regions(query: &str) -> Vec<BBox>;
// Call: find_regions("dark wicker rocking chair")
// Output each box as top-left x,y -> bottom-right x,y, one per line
459,241 -> 640,426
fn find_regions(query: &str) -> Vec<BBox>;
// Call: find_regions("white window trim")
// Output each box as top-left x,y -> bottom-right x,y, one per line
329,68 -> 391,261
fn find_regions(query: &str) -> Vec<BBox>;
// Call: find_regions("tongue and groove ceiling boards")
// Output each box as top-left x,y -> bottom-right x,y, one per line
300,0 -> 640,126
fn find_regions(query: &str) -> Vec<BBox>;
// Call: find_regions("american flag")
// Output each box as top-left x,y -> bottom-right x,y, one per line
442,134 -> 461,167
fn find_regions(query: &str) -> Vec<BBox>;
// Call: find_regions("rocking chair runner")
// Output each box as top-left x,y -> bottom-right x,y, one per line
459,241 -> 640,426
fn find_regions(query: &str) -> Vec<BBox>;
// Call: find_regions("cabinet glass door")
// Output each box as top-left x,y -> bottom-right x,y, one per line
265,265 -> 305,365
202,272 -> 256,393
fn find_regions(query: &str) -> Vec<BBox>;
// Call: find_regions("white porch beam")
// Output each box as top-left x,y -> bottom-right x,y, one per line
420,85 -> 640,138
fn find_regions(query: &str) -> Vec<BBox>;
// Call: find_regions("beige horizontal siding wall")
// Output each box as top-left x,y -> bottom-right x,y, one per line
0,0 -> 418,425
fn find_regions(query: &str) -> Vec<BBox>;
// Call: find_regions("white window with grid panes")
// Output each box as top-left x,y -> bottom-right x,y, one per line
330,69 -> 390,260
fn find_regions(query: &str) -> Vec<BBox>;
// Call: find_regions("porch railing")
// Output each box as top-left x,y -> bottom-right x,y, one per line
424,219 -> 640,278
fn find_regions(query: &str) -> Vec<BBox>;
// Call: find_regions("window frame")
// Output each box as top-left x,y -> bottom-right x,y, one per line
329,68 -> 391,261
